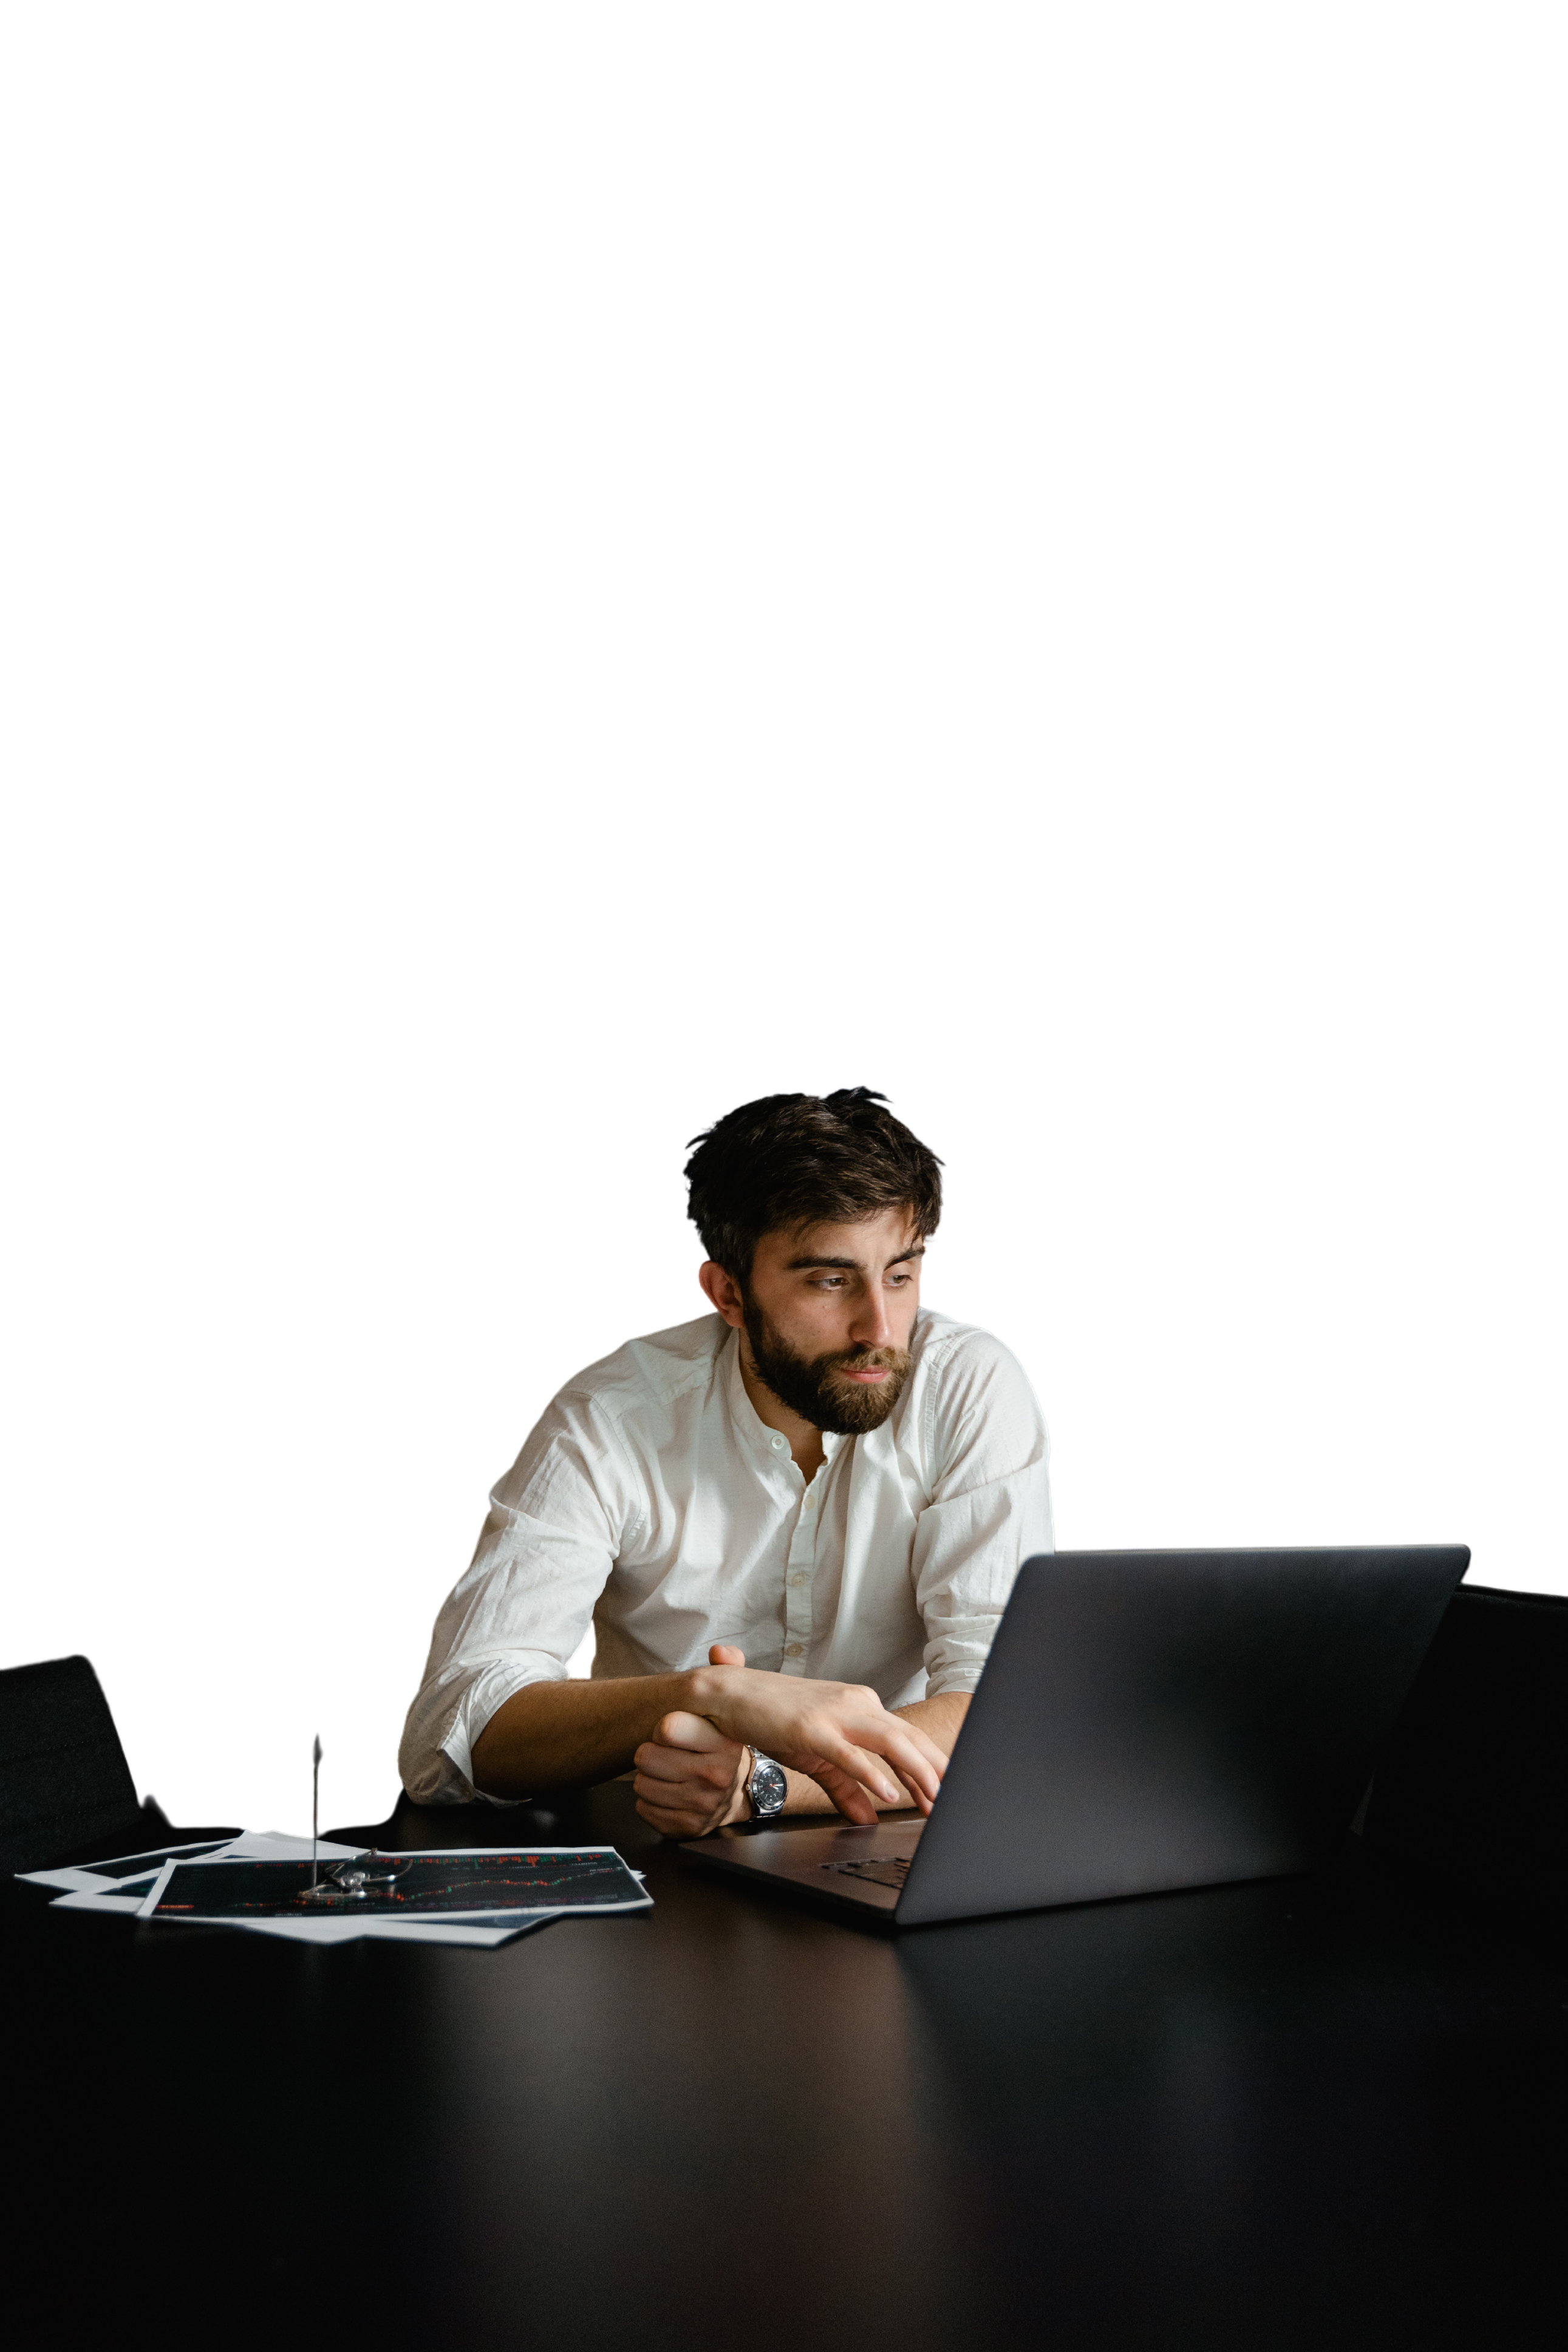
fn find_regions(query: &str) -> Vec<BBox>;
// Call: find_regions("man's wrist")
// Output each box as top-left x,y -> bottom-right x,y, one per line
684,1661 -> 739,1717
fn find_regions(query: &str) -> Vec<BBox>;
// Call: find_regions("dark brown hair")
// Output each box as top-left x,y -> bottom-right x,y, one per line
684,1088 -> 943,1280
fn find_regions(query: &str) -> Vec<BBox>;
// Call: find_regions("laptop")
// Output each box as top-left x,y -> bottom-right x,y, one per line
680,1545 -> 1470,1927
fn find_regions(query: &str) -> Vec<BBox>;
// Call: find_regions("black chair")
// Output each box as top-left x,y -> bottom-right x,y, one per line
1,1562 -> 144,1872
1364,1583 -> 1568,1907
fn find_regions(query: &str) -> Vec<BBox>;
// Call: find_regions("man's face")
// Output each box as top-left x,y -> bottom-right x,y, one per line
738,1207 -> 924,1436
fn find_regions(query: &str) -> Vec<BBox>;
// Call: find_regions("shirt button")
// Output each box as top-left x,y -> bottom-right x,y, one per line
784,1641 -> 804,1658
769,1434 -> 788,1454
788,1572 -> 808,1588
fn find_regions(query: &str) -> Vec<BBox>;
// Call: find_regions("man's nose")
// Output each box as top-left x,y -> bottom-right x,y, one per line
849,1287 -> 894,1349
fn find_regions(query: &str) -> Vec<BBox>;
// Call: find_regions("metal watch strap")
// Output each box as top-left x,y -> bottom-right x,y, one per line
746,1746 -> 785,1818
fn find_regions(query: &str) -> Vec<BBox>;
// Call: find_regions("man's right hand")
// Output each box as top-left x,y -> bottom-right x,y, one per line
692,1652 -> 948,1819
630,1704 -> 751,1838
630,1644 -> 948,1835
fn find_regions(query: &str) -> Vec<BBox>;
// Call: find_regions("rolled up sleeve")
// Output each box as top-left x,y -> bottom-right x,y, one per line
912,1333 -> 1054,1697
397,1396 -> 629,1804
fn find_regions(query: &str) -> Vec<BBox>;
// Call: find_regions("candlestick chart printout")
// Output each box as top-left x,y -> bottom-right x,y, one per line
142,1848 -> 650,1922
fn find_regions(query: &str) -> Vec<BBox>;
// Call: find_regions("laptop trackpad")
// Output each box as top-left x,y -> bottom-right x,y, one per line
825,1853 -> 912,1889
695,1818 -> 925,1908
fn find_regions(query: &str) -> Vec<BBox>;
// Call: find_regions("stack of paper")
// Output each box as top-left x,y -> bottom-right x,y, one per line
19,1832 -> 652,1947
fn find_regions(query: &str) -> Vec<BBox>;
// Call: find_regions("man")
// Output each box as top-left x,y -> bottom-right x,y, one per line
400,1088 -> 1053,1837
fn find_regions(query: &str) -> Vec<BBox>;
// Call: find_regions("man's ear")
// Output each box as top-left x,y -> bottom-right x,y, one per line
699,1259 -> 746,1329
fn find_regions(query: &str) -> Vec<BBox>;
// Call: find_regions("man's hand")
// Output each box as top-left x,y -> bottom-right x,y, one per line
631,1643 -> 949,1835
631,1683 -> 751,1838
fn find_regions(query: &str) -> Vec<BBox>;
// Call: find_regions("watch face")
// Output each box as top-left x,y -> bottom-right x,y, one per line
751,1760 -> 788,1816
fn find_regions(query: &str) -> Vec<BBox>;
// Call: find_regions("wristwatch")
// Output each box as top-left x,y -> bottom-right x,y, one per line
745,1746 -> 788,1819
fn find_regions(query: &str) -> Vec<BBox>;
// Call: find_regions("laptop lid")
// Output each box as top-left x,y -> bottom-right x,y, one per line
891,1545 -> 1469,1926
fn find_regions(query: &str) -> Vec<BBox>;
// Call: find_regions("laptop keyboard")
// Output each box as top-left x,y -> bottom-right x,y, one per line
823,1856 -> 910,1889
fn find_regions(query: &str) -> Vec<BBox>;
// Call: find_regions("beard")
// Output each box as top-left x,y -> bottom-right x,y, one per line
741,1302 -> 913,1437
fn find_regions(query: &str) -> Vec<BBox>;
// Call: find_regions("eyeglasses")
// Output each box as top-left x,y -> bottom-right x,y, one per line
299,1850 -> 412,1905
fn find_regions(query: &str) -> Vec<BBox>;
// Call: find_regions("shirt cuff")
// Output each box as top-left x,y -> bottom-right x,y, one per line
923,1668 -> 985,1700
430,1660 -> 562,1805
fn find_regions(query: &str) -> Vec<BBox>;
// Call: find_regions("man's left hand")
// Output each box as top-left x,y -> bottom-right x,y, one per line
631,1643 -> 924,1836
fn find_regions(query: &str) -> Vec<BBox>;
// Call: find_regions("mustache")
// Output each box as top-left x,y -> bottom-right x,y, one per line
740,1302 -> 913,1437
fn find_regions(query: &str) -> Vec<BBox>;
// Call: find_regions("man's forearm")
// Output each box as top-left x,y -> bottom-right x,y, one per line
897,1690 -> 970,1754
471,1673 -> 702,1797
476,1666 -> 968,1817
774,1690 -> 971,1814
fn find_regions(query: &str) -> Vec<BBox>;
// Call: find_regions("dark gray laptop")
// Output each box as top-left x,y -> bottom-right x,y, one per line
680,1546 -> 1469,1927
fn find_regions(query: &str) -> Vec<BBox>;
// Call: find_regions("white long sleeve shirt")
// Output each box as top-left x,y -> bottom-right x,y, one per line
399,1307 -> 1054,1804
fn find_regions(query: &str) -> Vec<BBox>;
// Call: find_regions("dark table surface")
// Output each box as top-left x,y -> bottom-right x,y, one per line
9,1782 -> 1566,2349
